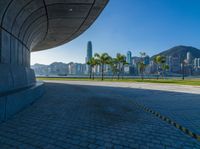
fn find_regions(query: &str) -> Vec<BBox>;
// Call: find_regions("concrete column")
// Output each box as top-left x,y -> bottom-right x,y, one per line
0,28 -> 36,93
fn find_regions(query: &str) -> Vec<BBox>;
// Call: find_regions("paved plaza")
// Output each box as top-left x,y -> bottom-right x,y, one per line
0,81 -> 200,149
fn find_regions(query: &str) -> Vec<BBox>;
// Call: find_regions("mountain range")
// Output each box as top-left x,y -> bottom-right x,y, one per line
151,45 -> 200,61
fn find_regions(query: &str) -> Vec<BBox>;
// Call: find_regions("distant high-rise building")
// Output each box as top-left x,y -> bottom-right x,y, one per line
68,62 -> 86,75
49,62 -> 68,76
85,41 -> 93,63
187,52 -> 192,64
149,60 -> 157,74
126,51 -> 132,64
85,41 -> 93,74
132,57 -> 141,65
166,56 -> 181,73
194,58 -> 200,69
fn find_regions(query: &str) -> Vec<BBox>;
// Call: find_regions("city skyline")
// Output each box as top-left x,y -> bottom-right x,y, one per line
32,44 -> 200,77
31,0 -> 200,65
31,43 -> 200,65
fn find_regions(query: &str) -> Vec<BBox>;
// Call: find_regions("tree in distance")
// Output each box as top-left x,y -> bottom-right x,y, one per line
138,52 -> 147,80
115,53 -> 127,79
154,55 -> 169,79
87,57 -> 100,80
94,53 -> 111,80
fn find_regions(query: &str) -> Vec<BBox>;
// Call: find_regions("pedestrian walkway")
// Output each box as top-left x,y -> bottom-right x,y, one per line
0,81 -> 200,149
57,81 -> 200,136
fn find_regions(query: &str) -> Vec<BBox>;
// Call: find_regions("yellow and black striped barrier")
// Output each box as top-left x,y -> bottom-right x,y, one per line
134,102 -> 200,142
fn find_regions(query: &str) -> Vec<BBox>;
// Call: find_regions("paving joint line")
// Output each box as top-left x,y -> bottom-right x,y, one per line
132,100 -> 200,142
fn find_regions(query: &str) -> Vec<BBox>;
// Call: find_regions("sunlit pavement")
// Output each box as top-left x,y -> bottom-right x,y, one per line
0,81 -> 200,149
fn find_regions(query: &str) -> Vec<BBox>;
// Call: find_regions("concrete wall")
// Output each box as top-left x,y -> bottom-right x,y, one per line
0,64 -> 35,93
0,82 -> 44,122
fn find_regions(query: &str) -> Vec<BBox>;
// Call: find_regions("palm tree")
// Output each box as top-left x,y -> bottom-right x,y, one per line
109,58 -> 119,79
94,53 -> 111,80
154,55 -> 167,79
138,62 -> 146,80
156,55 -> 166,65
138,52 -> 147,80
91,58 -> 100,80
86,60 -> 93,79
115,53 -> 127,79
140,52 -> 146,58
162,64 -> 169,79
181,59 -> 187,80
87,57 -> 99,80
153,57 -> 159,79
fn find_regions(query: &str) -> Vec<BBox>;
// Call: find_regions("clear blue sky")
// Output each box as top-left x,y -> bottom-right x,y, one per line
31,0 -> 200,65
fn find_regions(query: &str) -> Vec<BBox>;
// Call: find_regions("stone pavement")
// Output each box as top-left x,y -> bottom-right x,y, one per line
117,87 -> 200,136
0,81 -> 200,149
54,81 -> 200,135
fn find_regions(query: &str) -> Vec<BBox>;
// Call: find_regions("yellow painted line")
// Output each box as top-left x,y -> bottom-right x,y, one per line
134,101 -> 200,142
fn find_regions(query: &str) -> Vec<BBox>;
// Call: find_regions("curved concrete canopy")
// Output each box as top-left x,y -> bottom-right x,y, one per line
0,0 -> 108,53
0,0 -> 108,92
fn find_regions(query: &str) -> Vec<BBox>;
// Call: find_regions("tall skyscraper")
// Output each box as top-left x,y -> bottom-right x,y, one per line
85,41 -> 93,63
85,41 -> 93,74
126,51 -> 132,64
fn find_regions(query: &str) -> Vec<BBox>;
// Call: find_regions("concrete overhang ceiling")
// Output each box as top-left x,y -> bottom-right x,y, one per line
0,0 -> 108,52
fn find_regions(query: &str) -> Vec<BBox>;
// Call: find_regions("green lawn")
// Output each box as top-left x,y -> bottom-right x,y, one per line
37,77 -> 200,86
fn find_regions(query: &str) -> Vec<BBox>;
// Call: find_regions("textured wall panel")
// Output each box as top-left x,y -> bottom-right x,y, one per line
1,30 -> 10,63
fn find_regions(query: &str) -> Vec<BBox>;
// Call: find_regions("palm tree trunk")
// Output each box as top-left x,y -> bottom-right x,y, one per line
156,65 -> 159,80
182,63 -> 185,80
163,69 -> 166,79
89,69 -> 91,79
93,72 -> 94,80
101,64 -> 104,80
117,72 -> 120,80
122,66 -> 124,80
